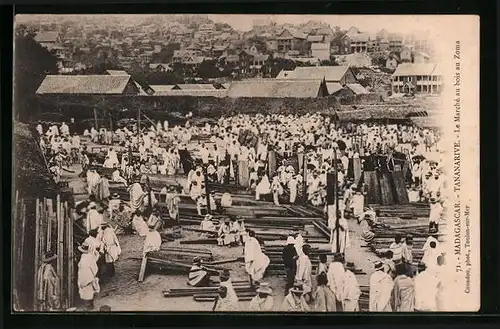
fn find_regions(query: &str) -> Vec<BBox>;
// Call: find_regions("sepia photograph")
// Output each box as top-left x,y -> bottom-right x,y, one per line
12,14 -> 479,313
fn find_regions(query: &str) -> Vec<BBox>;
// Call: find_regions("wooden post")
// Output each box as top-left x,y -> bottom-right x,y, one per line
66,201 -> 74,308
109,111 -> 113,132
302,154 -> 307,204
204,164 -> 211,214
137,107 -> 141,137
332,147 -> 340,254
93,108 -> 98,130
33,198 -> 40,311
56,195 -> 64,310
46,210 -> 52,252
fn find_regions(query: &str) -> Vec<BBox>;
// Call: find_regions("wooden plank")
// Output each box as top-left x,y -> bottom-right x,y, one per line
56,195 -> 64,309
138,256 -> 148,282
33,198 -> 40,311
66,201 -> 74,308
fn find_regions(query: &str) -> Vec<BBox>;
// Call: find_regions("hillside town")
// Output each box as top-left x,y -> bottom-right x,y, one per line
13,15 -> 447,313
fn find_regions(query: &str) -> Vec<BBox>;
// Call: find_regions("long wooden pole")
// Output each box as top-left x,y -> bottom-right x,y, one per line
56,195 -> 64,309
137,107 -> 141,137
93,108 -> 98,130
333,147 -> 340,254
302,153 -> 307,204
204,164 -> 211,214
33,198 -> 40,311
67,202 -> 74,308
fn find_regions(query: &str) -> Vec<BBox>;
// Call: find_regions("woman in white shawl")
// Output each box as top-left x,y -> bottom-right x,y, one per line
128,178 -> 146,212
100,223 -> 121,279
369,261 -> 394,312
77,243 -> 99,310
244,230 -> 270,285
255,174 -> 271,201
330,211 -> 350,254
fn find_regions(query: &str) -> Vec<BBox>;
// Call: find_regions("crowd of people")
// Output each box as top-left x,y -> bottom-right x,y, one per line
31,111 -> 446,312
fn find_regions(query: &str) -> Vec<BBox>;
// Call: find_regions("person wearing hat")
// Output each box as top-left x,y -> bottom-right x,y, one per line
108,193 -> 122,213
244,230 -> 270,286
287,172 -> 299,204
200,214 -> 217,238
389,234 -> 404,265
295,244 -> 313,300
414,262 -> 438,311
99,305 -> 112,312
228,216 -> 243,246
36,251 -> 61,311
341,261 -> 361,312
306,170 -> 322,205
282,235 -> 297,295
188,257 -> 211,287
165,185 -> 181,223
77,243 -> 99,310
369,261 -> 394,312
83,229 -> 102,262
330,210 -> 349,256
428,197 -> 442,233
86,166 -> 101,198
281,284 -> 309,312
212,285 -> 239,312
100,222 -> 121,281
342,184 -> 356,217
313,272 -> 336,312
393,263 -> 415,312
217,217 -> 232,246
147,206 -> 162,231
85,201 -> 103,234
249,282 -> 274,312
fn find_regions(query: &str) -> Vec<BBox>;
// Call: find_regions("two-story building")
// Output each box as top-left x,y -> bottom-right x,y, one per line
350,33 -> 370,52
34,31 -> 62,51
311,42 -> 330,61
391,63 -> 443,94
277,28 -> 307,54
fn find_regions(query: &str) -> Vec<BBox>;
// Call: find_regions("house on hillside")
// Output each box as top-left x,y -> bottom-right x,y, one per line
266,39 -> 278,51
386,55 -> 400,70
149,63 -> 173,72
276,66 -> 358,95
400,46 -> 413,63
36,75 -> 140,95
350,33 -> 370,53
34,31 -> 62,51
277,28 -> 307,54
391,63 -> 443,94
226,79 -> 329,98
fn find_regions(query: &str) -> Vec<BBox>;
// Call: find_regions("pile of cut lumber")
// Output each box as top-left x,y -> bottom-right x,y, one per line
370,203 -> 430,219
163,279 -> 257,302
262,245 -> 366,277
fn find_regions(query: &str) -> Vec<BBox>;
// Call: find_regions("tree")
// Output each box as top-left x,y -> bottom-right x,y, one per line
153,43 -> 180,63
14,27 -> 59,122
197,59 -> 221,79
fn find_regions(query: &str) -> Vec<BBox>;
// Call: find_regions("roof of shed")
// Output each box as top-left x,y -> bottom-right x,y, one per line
227,79 -> 324,98
36,75 -> 134,95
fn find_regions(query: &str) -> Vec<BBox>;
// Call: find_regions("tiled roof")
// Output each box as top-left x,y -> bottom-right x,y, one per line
36,75 -> 135,95
392,63 -> 439,76
227,79 -> 324,98
307,35 -> 324,42
279,66 -> 350,82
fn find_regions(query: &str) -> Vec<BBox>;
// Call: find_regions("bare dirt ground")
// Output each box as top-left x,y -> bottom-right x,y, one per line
63,150 -> 377,311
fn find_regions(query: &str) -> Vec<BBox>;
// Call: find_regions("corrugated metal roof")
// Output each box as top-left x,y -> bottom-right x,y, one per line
279,66 -> 350,82
174,84 -> 216,90
222,83 -> 231,89
392,63 -> 438,76
326,83 -> 343,94
151,85 -> 176,92
347,83 -> 370,95
36,75 -> 135,95
276,70 -> 294,79
152,89 -> 227,97
106,70 -> 129,76
227,79 -> 324,98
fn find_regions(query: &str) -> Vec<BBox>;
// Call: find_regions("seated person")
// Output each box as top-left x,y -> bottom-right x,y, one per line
188,257 -> 211,287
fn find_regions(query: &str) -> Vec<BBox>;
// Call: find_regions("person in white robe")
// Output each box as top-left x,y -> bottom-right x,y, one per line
270,174 -> 283,205
77,243 -> 99,310
220,191 -> 233,208
295,245 -> 313,297
288,175 -> 299,204
414,262 -> 438,311
217,218 -> 233,246
342,263 -> 361,312
85,202 -> 103,233
142,224 -> 162,256
330,211 -> 349,255
294,231 -> 304,256
111,170 -> 127,185
281,285 -> 310,312
428,198 -> 442,232
421,240 -> 440,271
327,253 -> 345,308
255,174 -> 271,201
100,223 -> 121,280
83,229 -> 102,263
86,169 -> 101,197
212,286 -> 239,312
188,257 -> 211,287
244,230 -> 270,285
132,211 -> 149,237
249,282 -> 275,312
369,262 -> 394,312
351,190 -> 364,220
128,180 -> 146,212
